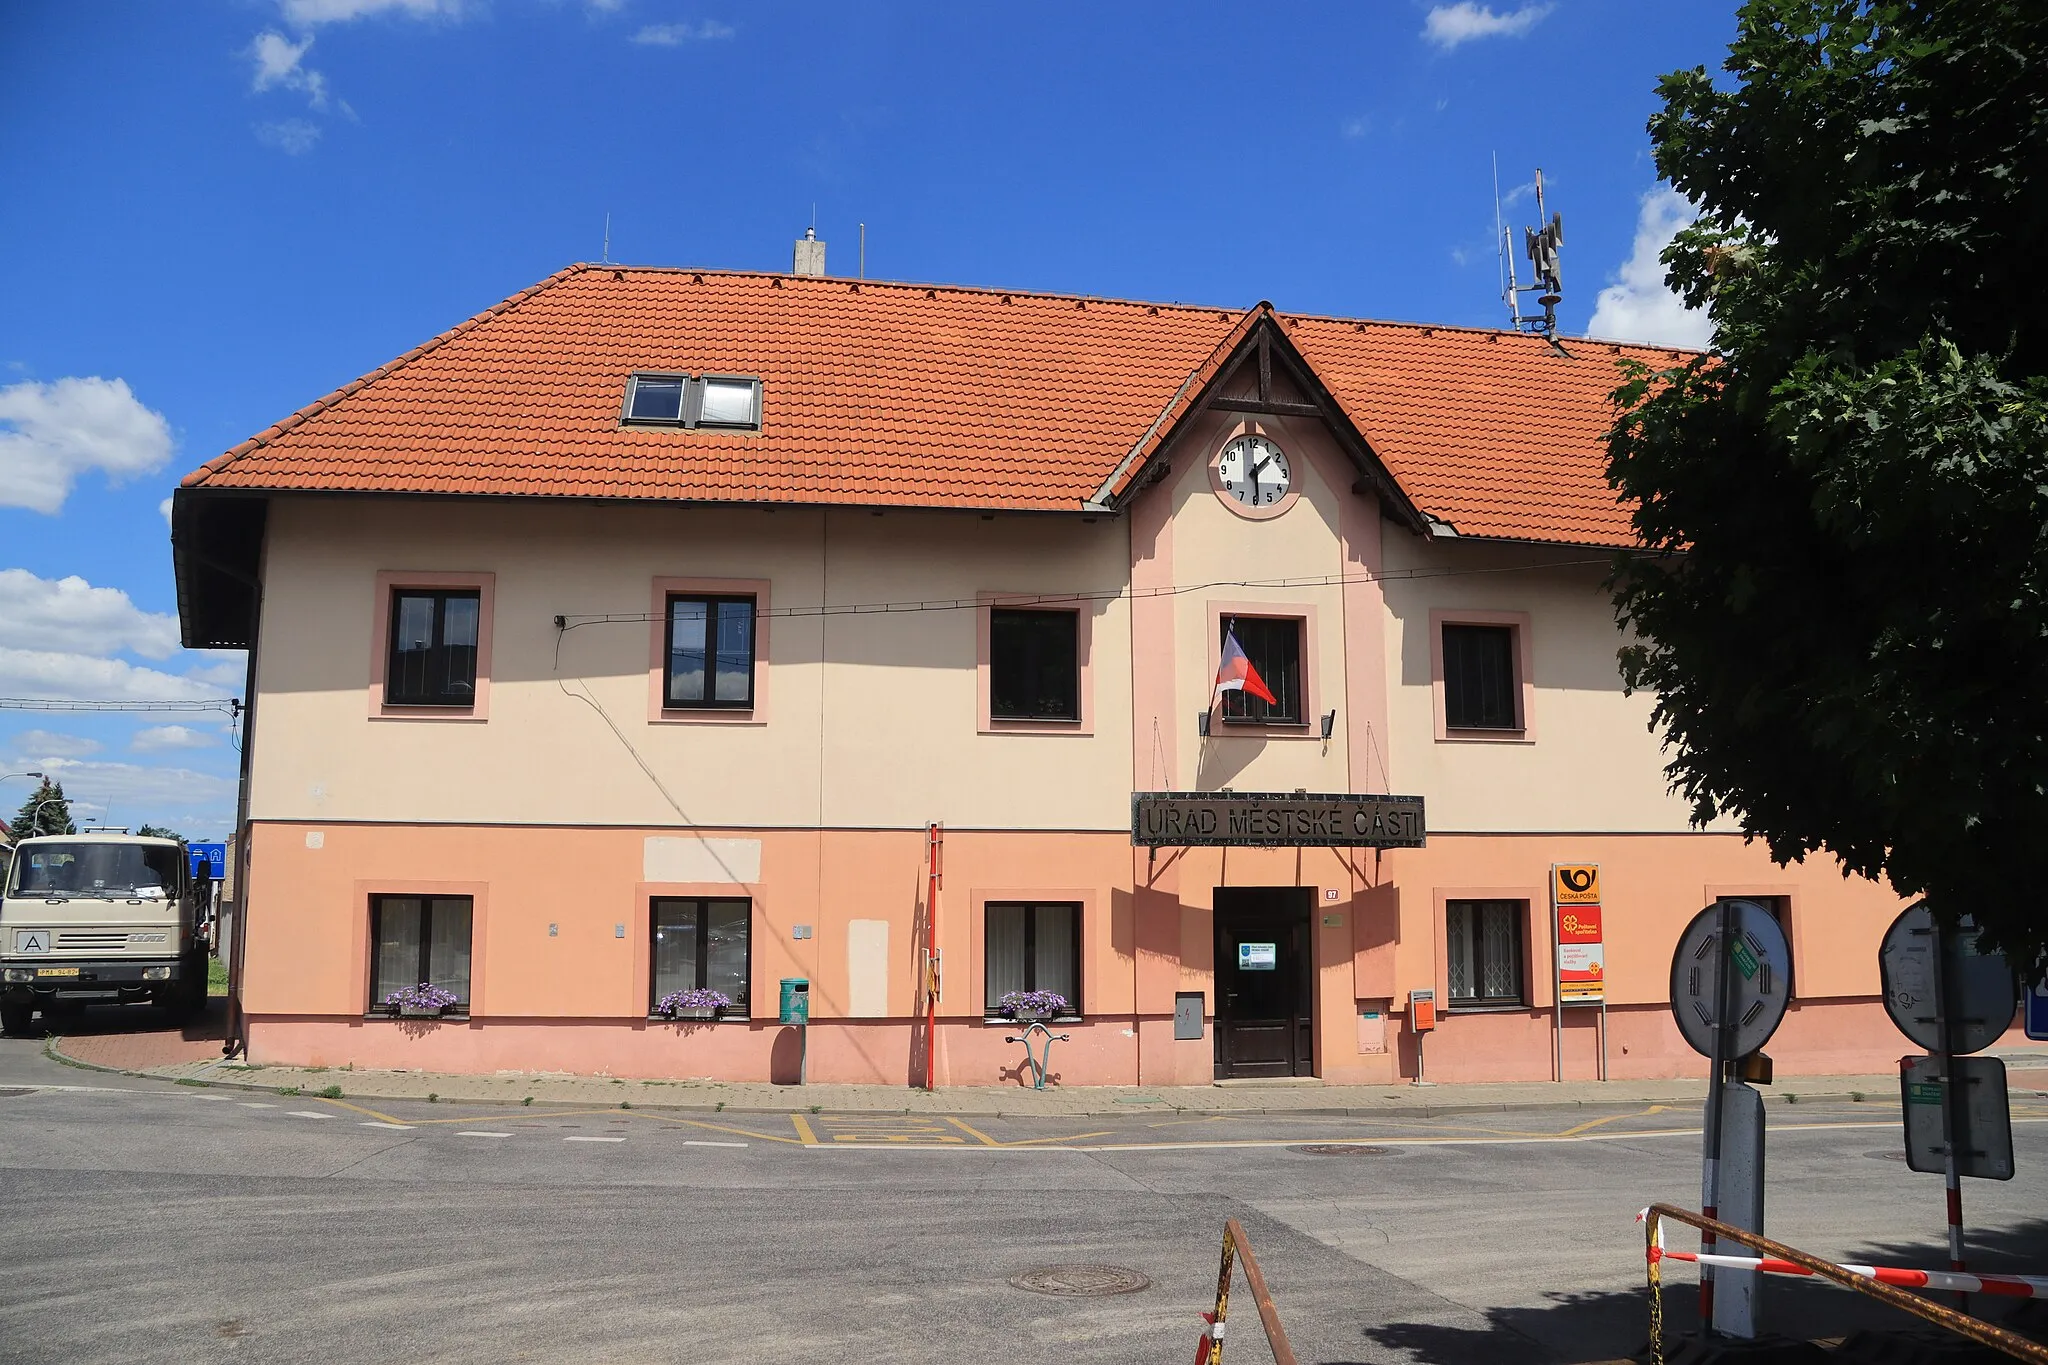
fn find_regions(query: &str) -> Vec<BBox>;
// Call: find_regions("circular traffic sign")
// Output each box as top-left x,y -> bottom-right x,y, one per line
1878,902 -> 2016,1056
1669,899 -> 1792,1059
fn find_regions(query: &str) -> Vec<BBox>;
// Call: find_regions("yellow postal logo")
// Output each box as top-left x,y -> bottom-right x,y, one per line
1554,865 -> 1600,905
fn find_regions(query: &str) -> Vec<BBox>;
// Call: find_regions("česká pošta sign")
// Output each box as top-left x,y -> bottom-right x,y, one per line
1130,792 -> 1425,848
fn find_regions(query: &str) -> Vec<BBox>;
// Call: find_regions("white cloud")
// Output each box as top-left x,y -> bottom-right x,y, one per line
255,119 -> 323,155
27,756 -> 239,839
1502,179 -> 1536,207
632,20 -> 733,45
181,652 -> 249,690
132,725 -> 216,753
0,569 -> 181,660
1423,3 -> 1553,49
0,377 -> 174,515
0,651 -> 225,705
7,730 -> 100,760
1586,186 -> 1714,350
248,31 -> 329,108
278,0 -> 463,24
586,0 -> 626,10
160,496 -> 174,525
1340,116 -> 1371,140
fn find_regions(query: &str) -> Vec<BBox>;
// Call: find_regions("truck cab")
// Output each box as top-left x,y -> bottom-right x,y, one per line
0,832 -> 211,1036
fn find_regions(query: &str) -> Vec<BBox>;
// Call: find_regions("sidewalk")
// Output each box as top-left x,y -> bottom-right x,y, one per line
53,1016 -> 2045,1117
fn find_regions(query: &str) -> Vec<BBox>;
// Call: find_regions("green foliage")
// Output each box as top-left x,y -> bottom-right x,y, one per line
135,825 -> 184,841
9,779 -> 75,840
316,1085 -> 343,1099
1609,0 -> 2048,956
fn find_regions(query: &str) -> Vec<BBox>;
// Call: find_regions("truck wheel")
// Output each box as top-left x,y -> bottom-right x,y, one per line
0,1005 -> 37,1038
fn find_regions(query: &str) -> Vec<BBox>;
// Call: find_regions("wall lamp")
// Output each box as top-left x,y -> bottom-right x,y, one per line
1320,710 -> 1337,740
1197,711 -> 1211,738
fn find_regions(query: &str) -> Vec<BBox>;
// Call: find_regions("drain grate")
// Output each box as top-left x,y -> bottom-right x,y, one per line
1010,1265 -> 1152,1297
1293,1143 -> 1390,1156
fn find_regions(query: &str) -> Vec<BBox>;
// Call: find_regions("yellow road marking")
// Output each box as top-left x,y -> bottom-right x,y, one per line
791,1113 -> 819,1145
944,1116 -> 1000,1147
1144,1115 -> 1227,1129
315,1095 -> 409,1125
1001,1130 -> 1116,1146
1558,1104 -> 1672,1137
625,1112 -> 802,1145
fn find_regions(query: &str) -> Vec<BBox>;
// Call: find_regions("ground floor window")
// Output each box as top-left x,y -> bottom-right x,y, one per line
651,897 -> 752,1014
984,901 -> 1080,1014
1446,899 -> 1524,1006
370,895 -> 472,1012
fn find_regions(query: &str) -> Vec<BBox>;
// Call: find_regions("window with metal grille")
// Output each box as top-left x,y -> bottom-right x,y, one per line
1219,615 -> 1304,725
1445,899 -> 1524,1006
650,898 -> 752,1013
984,902 -> 1081,1015
385,590 -> 481,707
665,595 -> 756,708
1442,623 -> 1519,730
369,896 -> 472,1011
990,609 -> 1080,721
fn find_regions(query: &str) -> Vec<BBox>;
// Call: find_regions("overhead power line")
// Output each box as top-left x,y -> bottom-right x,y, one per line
0,698 -> 243,716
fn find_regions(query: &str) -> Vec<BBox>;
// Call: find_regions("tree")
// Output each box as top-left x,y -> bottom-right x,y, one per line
135,825 -> 184,841
1608,1 -> 2048,956
9,779 -> 76,840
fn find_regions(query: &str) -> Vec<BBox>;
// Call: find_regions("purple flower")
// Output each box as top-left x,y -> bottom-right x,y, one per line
998,989 -> 1070,1017
656,988 -> 733,1017
384,982 -> 460,1012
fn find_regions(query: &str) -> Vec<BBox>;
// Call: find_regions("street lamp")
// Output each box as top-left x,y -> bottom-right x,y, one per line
1,772 -> 43,785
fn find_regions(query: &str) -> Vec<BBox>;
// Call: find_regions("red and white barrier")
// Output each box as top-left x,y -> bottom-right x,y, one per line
1650,1248 -> 2048,1299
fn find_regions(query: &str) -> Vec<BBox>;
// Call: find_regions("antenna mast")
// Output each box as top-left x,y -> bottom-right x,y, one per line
602,212 -> 611,265
1499,166 -> 1566,338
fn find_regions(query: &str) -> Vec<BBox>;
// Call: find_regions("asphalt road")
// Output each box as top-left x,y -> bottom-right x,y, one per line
2,1034 -> 2046,1365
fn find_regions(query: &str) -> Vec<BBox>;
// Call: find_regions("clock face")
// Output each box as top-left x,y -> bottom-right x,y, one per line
1216,434 -> 1292,509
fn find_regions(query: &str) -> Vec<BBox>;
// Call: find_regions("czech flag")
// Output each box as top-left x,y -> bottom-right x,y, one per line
1214,625 -> 1277,706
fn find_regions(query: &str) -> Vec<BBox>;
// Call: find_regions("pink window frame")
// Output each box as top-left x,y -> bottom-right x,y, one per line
352,877 -> 491,1017
1206,599 -> 1320,737
1430,885 -> 1545,1012
1429,608 -> 1535,743
976,592 -> 1094,735
369,571 -> 495,721
633,881 -> 762,1021
647,577 -> 772,725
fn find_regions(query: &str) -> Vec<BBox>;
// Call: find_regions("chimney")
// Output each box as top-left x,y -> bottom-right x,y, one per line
793,227 -> 826,277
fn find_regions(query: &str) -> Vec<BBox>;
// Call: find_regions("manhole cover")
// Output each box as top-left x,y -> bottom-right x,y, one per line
1009,1265 -> 1152,1296
1865,1150 -> 1909,1161
1293,1143 -> 1390,1156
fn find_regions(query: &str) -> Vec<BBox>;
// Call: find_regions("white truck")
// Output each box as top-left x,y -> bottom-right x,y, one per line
0,831 -> 211,1036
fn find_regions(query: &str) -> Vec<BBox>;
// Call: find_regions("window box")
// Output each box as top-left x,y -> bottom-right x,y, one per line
397,1003 -> 450,1019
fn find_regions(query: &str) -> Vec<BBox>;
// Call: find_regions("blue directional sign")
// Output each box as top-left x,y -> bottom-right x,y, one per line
2027,975 -> 2048,1042
188,842 -> 227,881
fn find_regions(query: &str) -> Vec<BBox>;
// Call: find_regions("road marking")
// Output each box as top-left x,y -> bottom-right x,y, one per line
791,1113 -> 820,1145
286,1110 -> 334,1120
945,1116 -> 1001,1147
315,1095 -> 412,1125
457,1131 -> 512,1138
239,1102 -> 277,1108
361,1121 -> 414,1130
566,1135 -> 625,1143
684,1139 -> 747,1148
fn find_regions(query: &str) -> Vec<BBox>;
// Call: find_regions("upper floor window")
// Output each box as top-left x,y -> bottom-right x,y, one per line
990,609 -> 1079,722
621,373 -> 762,431
1219,615 -> 1303,725
1442,623 -> 1519,731
665,595 -> 756,709
387,589 -> 480,707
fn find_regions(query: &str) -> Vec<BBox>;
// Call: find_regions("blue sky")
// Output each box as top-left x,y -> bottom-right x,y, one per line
0,0 -> 1732,838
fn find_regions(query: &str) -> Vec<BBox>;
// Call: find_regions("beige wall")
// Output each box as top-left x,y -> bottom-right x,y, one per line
249,497 -> 1134,831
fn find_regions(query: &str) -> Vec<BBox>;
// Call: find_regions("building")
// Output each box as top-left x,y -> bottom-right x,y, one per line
172,253 -> 1917,1087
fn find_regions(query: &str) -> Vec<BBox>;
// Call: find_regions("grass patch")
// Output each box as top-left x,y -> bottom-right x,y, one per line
715,1101 -> 725,1112
316,1084 -> 343,1099
278,1086 -> 302,1097
522,1096 -> 533,1106
304,1065 -> 328,1074
207,957 -> 230,997
175,1077 -> 209,1088
426,1092 -> 438,1103
1784,1093 -> 1800,1104
1850,1091 -> 1865,1103
620,1101 -> 632,1110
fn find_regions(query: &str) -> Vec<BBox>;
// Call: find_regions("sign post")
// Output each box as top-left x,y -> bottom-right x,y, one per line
1550,865 -> 1605,1081
1669,899 -> 1791,1338
1878,904 -> 2018,1306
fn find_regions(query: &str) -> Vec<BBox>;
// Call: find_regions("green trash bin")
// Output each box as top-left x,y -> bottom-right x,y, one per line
779,978 -> 809,1026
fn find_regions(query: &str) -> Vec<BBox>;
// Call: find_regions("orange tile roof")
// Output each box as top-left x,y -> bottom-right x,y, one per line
183,263 -> 1695,547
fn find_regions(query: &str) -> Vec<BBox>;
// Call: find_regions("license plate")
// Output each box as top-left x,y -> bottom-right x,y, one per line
35,967 -> 80,978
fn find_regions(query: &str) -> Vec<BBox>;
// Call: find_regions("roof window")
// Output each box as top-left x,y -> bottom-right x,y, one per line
621,373 -> 762,431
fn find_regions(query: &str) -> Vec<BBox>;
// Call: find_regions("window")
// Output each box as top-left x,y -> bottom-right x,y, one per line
984,902 -> 1081,1014
989,609 -> 1079,722
1219,615 -> 1303,725
386,590 -> 481,707
621,373 -> 762,431
370,896 -> 472,1011
665,595 -> 756,708
1443,623 -> 1519,730
651,898 -> 752,1014
1446,899 -> 1524,1007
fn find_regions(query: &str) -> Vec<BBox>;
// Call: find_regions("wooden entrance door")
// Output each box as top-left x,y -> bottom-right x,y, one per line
1213,888 -> 1314,1079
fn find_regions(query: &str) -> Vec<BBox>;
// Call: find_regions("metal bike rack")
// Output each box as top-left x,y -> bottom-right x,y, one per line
1004,1020 -> 1070,1091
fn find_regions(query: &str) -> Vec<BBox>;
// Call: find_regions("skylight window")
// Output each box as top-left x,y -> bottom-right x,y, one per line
621,373 -> 763,431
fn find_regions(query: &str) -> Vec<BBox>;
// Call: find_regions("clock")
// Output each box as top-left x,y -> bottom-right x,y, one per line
1216,434 -> 1292,509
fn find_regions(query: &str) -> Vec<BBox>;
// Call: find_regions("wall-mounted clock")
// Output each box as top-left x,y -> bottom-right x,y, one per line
1216,434 -> 1292,509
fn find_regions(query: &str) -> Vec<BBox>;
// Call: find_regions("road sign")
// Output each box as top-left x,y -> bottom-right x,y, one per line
187,842 -> 227,881
1901,1055 -> 2013,1181
2027,976 -> 2048,1042
1552,863 -> 1604,1007
1669,900 -> 1791,1060
1879,904 -> 2016,1056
